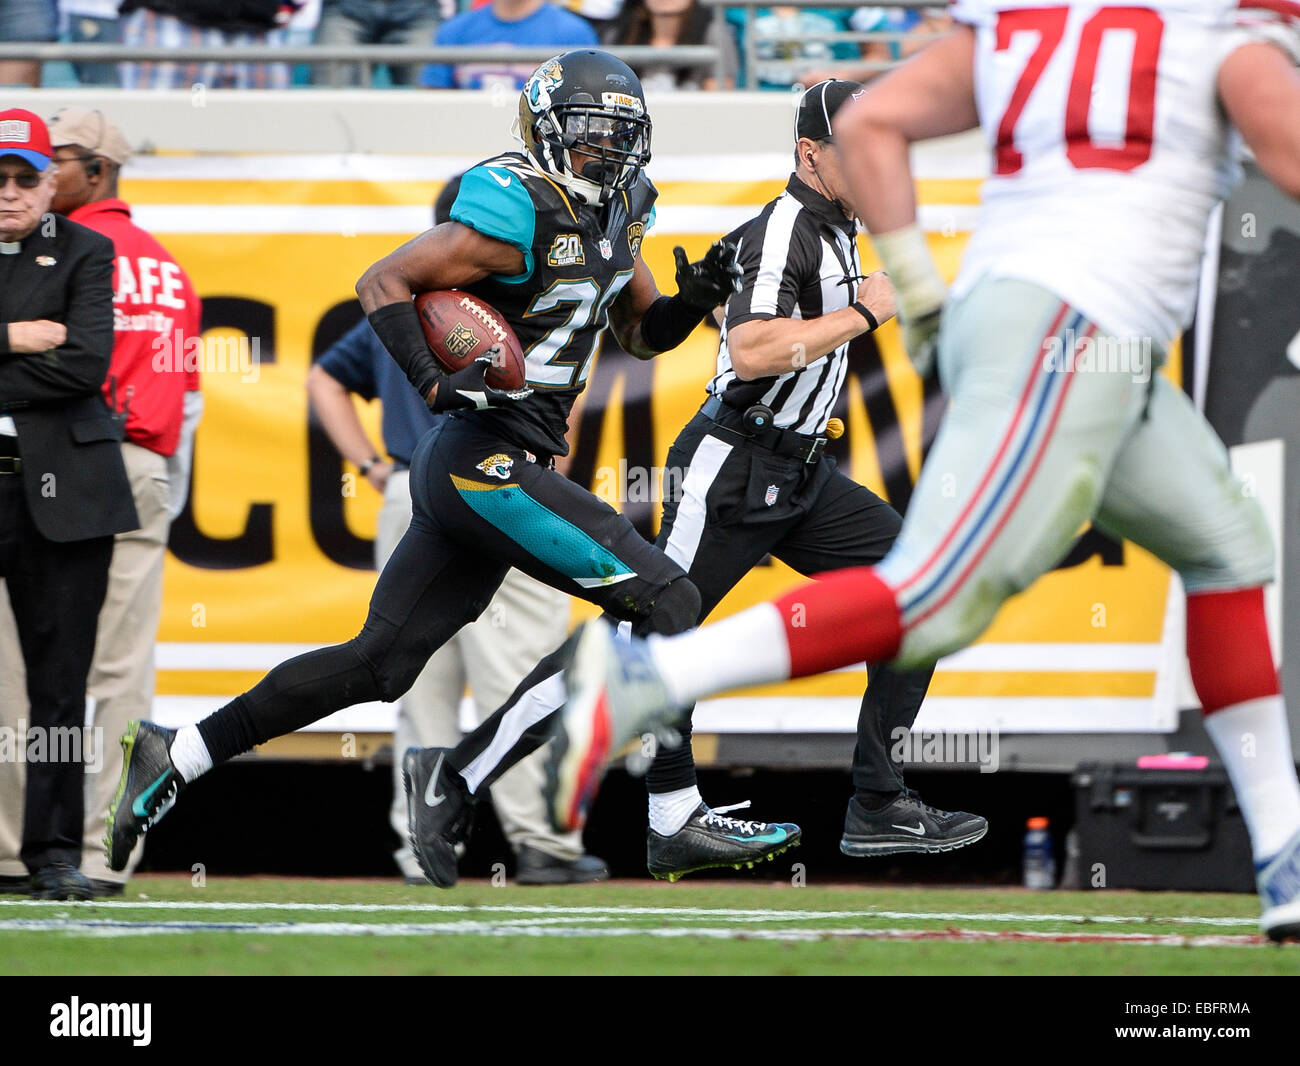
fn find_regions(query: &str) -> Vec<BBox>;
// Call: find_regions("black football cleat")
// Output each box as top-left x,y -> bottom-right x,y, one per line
647,802 -> 801,882
840,789 -> 987,857
403,746 -> 478,888
30,864 -> 94,902
104,720 -> 183,872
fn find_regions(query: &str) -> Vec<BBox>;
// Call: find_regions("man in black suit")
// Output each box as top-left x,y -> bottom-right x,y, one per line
0,108 -> 138,901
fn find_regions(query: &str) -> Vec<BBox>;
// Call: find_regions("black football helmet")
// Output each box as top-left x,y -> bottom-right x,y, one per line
518,50 -> 652,206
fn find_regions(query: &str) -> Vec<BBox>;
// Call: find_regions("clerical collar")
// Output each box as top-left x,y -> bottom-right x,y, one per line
0,241 -> 20,255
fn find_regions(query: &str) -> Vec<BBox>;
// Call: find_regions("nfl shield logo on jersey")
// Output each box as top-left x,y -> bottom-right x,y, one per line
598,238 -> 613,260
764,484 -> 779,507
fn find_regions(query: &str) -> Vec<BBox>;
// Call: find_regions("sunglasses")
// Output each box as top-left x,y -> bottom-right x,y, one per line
0,172 -> 43,190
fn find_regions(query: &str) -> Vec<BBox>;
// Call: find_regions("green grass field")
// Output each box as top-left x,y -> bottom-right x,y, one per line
1,874 -> 1294,976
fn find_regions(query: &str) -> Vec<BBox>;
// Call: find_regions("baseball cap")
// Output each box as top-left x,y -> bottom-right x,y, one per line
46,106 -> 132,166
794,79 -> 866,143
0,108 -> 53,171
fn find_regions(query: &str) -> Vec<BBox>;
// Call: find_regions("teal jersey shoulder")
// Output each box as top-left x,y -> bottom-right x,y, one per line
449,159 -> 539,282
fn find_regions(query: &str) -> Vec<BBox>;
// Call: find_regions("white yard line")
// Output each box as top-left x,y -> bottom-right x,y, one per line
0,917 -> 1268,947
0,899 -> 1258,927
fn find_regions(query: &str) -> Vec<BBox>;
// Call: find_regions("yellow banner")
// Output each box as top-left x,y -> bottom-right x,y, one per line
128,161 -> 1180,734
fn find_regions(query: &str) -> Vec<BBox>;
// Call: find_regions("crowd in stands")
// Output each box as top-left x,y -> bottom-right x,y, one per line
0,0 -> 951,89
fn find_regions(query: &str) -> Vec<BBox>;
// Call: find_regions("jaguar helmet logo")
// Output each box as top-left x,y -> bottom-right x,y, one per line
526,57 -> 564,111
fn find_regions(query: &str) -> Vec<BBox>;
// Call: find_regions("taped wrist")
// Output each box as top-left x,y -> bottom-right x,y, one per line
639,295 -> 708,354
871,223 -> 947,322
367,301 -> 445,400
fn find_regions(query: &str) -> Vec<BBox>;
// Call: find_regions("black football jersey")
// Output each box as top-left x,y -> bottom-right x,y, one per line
448,151 -> 657,457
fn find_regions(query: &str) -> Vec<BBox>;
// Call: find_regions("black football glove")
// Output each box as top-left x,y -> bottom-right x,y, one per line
427,350 -> 532,413
673,239 -> 743,311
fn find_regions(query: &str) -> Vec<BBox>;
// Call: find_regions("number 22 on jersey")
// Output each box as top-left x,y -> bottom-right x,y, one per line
992,5 -> 1164,175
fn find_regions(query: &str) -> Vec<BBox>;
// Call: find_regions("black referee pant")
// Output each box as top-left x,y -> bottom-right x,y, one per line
644,402 -> 935,798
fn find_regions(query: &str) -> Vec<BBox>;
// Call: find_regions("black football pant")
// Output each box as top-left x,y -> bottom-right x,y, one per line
645,407 -> 934,796
198,416 -> 697,765
449,405 -> 933,802
0,474 -> 114,872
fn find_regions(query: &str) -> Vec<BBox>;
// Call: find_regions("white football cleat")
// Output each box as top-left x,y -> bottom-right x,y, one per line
1257,827 -> 1300,943
543,619 -> 680,832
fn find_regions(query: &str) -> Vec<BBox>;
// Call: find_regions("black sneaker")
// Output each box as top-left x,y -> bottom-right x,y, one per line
403,746 -> 478,888
840,790 -> 987,856
104,720 -> 182,872
515,846 -> 610,885
647,802 -> 801,882
30,864 -> 94,902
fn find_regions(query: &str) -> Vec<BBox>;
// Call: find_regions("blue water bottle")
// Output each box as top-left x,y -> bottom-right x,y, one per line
1023,816 -> 1055,890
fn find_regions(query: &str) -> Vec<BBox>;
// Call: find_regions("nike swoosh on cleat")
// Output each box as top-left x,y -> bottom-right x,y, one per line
891,822 -> 926,835
727,829 -> 787,844
424,752 -> 446,807
131,772 -> 172,819
488,169 -> 512,188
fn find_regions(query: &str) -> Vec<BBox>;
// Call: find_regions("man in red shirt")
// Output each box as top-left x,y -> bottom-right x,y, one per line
0,107 -> 203,896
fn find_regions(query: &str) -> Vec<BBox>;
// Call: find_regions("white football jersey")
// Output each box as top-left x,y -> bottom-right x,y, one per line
949,0 -> 1299,346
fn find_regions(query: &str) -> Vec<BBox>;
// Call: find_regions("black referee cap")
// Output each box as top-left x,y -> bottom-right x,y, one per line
794,79 -> 866,143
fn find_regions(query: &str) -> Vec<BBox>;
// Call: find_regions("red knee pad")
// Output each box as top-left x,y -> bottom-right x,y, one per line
773,567 -> 903,678
1186,586 -> 1279,714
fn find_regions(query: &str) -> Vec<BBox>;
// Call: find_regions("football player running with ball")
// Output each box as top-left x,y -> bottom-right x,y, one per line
104,50 -> 784,880
544,6 -> 1300,942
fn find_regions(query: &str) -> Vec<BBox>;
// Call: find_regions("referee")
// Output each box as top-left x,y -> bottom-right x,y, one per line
641,80 -> 987,877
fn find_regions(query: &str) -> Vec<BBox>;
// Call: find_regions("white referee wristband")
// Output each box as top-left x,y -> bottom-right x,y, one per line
870,223 -> 948,322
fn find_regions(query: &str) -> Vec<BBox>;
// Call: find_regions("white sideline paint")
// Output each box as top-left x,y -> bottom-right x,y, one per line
0,900 -> 1257,927
0,919 -> 1266,946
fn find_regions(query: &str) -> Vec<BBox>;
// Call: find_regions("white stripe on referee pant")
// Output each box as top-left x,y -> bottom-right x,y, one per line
663,433 -> 734,572
459,669 -> 566,794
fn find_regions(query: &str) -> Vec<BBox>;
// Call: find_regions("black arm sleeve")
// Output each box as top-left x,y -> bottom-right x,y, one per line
638,294 -> 709,355
366,300 -> 445,402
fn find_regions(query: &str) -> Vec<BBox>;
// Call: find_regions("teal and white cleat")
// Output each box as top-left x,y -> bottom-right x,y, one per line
104,720 -> 183,872
544,619 -> 681,833
1258,827 -> 1300,943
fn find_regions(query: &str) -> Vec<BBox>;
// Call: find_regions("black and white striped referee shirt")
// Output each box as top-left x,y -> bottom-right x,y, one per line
709,175 -> 865,435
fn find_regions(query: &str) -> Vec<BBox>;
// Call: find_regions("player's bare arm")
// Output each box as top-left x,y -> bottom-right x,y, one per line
606,255 -> 664,358
832,26 -> 978,374
727,271 -> 896,380
609,238 -> 743,360
1218,43 -> 1300,201
835,26 -> 979,235
356,221 -> 525,312
356,222 -> 527,410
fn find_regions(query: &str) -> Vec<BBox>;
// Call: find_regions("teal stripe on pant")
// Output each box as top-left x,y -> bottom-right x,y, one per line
453,477 -> 635,587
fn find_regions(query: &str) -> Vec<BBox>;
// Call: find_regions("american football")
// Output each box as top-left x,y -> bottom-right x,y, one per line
414,289 -> 526,390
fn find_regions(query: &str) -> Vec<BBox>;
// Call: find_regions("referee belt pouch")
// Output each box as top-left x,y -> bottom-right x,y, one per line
1069,761 -> 1256,892
701,395 -> 828,465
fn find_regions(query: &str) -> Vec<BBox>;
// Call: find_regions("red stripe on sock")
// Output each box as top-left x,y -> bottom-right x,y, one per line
1186,586 -> 1279,714
775,567 -> 902,678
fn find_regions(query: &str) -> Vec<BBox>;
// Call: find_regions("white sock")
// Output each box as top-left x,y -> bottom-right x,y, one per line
647,603 -> 791,707
169,725 -> 214,783
649,785 -> 703,836
1203,695 -> 1300,859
